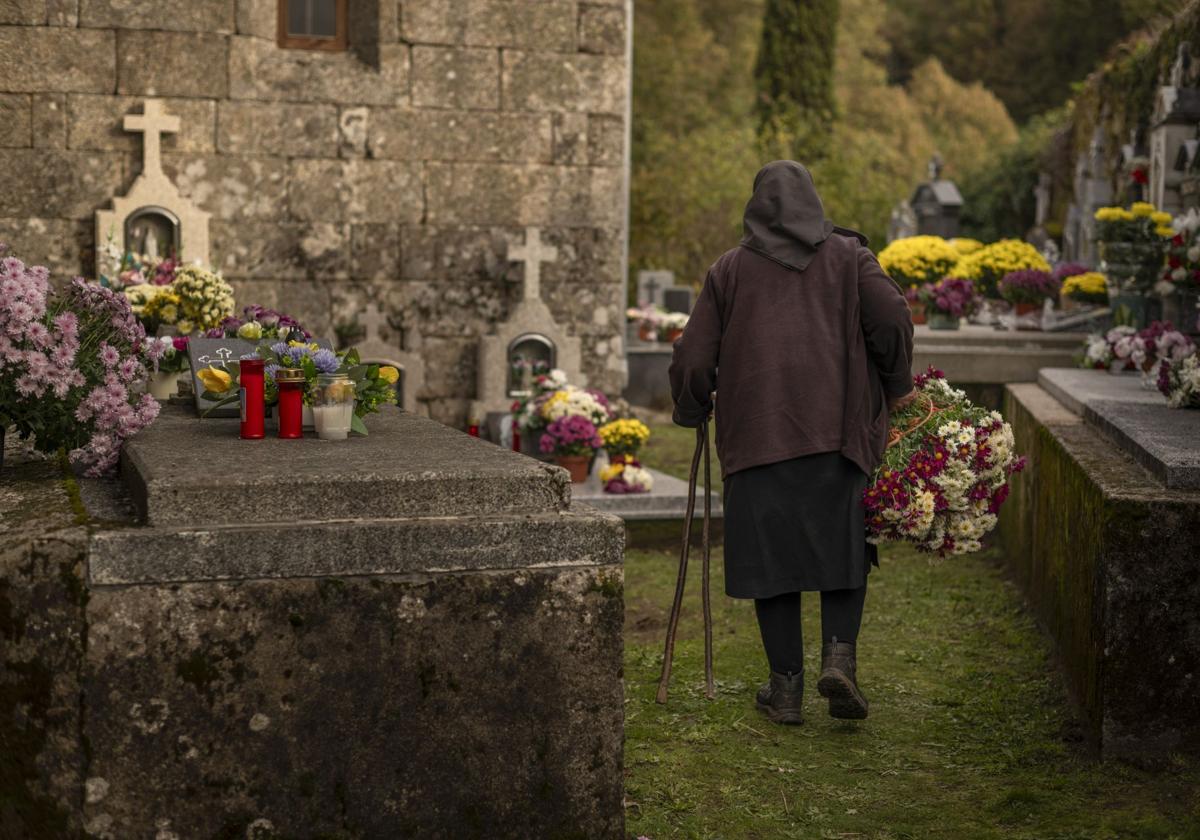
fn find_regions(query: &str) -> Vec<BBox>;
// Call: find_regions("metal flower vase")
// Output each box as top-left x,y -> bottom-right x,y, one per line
1100,240 -> 1165,329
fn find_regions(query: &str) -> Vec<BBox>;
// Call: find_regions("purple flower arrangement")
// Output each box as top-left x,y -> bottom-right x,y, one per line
920,277 -> 980,317
206,304 -> 311,341
998,269 -> 1061,306
0,250 -> 159,475
539,415 -> 603,457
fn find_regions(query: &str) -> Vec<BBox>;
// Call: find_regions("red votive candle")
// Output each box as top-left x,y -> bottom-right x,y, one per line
468,418 -> 480,437
275,368 -> 306,440
239,359 -> 265,440
512,425 -> 521,452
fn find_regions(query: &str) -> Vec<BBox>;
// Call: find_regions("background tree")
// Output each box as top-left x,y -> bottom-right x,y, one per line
754,0 -> 839,162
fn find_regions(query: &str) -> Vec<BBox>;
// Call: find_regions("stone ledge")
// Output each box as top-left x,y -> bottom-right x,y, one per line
121,406 -> 573,526
1038,369 -> 1200,490
88,509 -> 624,584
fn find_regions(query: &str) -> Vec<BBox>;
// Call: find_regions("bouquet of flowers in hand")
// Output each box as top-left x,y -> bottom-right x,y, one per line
1157,350 -> 1200,408
863,368 -> 1025,557
0,251 -> 159,475
206,304 -> 311,343
600,454 -> 654,494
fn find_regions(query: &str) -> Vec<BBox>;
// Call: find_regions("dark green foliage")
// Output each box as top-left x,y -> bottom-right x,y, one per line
959,110 -> 1070,242
754,0 -> 839,160
884,0 -> 1178,122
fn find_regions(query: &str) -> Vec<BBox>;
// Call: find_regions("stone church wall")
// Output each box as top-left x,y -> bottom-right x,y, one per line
0,0 -> 629,426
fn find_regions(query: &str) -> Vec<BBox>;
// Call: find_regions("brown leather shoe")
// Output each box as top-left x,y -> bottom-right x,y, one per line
818,639 -> 869,720
755,671 -> 805,725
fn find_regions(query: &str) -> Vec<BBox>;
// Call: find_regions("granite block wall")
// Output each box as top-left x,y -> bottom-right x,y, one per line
0,0 -> 630,426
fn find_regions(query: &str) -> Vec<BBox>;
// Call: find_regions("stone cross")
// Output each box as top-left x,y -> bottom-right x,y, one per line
125,99 -> 179,177
508,227 -> 557,302
362,302 -> 388,344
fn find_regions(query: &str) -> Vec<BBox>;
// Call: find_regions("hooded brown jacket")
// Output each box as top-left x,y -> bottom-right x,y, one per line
668,234 -> 914,479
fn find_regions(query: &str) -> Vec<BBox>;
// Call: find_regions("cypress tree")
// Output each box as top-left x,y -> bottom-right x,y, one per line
754,0 -> 839,162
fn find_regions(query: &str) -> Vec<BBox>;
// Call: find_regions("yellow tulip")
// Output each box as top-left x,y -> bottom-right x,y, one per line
378,366 -> 400,384
197,366 -> 233,394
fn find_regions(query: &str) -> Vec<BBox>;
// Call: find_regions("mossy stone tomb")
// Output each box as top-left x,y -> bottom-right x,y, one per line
1,406 -> 625,837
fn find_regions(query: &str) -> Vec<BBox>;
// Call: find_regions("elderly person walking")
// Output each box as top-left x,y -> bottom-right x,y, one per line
669,160 -> 915,725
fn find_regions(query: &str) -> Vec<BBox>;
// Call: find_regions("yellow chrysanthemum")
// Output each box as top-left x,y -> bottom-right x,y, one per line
948,237 -> 984,255
1157,225 -> 1176,238
1130,201 -> 1156,217
952,239 -> 1050,296
877,236 -> 961,286
1061,271 -> 1108,298
1094,206 -> 1134,222
1151,211 -> 1173,226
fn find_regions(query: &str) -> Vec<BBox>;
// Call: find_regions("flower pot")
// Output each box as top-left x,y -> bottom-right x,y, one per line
638,324 -> 658,343
909,301 -> 927,325
1100,240 -> 1165,295
148,370 -> 177,400
927,312 -> 961,331
555,454 -> 591,483
1013,302 -> 1040,317
664,328 -> 684,343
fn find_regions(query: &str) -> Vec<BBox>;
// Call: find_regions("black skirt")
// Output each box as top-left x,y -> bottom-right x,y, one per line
723,452 -> 878,598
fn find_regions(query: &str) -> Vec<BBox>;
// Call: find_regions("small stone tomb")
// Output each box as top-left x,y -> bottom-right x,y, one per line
910,156 -> 964,238
472,226 -> 583,432
94,99 -> 210,278
352,303 -> 428,415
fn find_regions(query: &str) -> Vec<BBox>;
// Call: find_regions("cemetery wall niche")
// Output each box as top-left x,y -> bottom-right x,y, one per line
0,0 -> 631,429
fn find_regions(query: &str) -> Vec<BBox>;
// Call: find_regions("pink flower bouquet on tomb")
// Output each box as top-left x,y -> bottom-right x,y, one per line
0,249 -> 159,475
863,368 -> 1025,557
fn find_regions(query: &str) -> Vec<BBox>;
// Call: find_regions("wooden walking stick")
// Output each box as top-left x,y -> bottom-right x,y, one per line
655,418 -> 715,704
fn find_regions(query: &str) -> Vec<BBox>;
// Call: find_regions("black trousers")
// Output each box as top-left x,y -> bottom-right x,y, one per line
754,583 -> 867,675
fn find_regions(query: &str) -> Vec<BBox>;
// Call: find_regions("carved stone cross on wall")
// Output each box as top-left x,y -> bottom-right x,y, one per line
124,99 -> 179,177
508,227 -> 558,302
362,302 -> 389,345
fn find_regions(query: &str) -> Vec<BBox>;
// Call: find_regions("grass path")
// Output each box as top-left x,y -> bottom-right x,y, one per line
625,425 -> 1200,839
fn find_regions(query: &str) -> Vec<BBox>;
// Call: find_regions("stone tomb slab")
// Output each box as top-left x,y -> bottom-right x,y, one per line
573,465 -> 723,521
122,405 -> 571,526
1038,368 -> 1200,489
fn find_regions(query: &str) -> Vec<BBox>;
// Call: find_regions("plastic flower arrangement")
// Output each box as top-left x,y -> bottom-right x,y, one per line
206,304 -> 311,342
876,235 -> 961,288
998,269 -> 1061,305
952,239 -> 1050,299
1060,271 -> 1109,305
539,414 -> 603,457
864,367 -> 1025,557
142,335 -> 190,375
1131,321 -> 1194,385
512,368 -> 570,432
97,229 -> 179,290
172,265 -> 235,333
919,277 -> 979,317
600,454 -> 654,494
598,418 -> 651,458
0,252 -> 159,475
1157,350 -> 1200,409
199,343 -> 398,435
541,387 -> 612,427
1081,325 -> 1137,370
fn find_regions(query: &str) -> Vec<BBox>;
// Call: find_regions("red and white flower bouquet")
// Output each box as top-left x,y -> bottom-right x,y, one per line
863,368 -> 1025,557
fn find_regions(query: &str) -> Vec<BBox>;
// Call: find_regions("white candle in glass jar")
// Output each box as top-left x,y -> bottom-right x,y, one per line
312,402 -> 355,440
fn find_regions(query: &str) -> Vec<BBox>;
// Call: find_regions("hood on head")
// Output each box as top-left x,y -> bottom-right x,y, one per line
741,160 -> 836,272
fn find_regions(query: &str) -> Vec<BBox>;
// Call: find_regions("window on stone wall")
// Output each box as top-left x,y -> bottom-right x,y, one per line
278,0 -> 348,51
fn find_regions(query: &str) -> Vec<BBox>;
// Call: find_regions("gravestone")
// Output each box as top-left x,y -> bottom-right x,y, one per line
887,200 -> 918,243
661,286 -> 694,314
909,156 -> 963,238
1149,50 -> 1200,215
471,226 -> 584,428
636,270 -> 674,307
94,100 -> 210,280
353,303 -> 429,416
